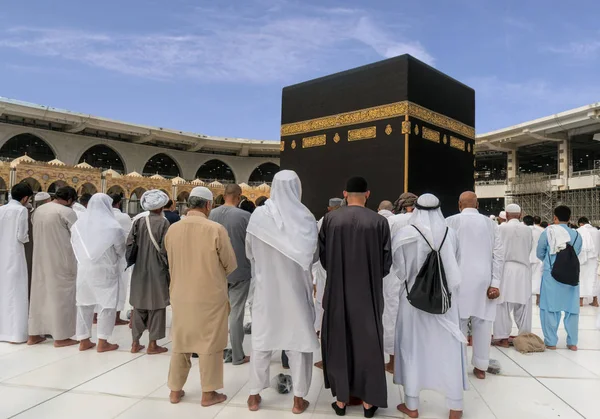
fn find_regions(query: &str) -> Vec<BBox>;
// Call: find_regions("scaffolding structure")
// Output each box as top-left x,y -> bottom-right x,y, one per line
507,173 -> 600,224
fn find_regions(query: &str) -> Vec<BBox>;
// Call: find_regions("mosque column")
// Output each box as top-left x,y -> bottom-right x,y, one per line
506,148 -> 518,187
558,139 -> 571,189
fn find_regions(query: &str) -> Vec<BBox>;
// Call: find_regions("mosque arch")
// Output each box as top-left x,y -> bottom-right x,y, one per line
176,190 -> 190,203
129,187 -> 147,215
0,176 -> 7,204
21,177 -> 43,193
248,162 -> 279,184
0,133 -> 56,162
78,183 -> 98,196
143,153 -> 181,178
48,180 -> 68,194
159,189 -> 171,199
195,159 -> 236,183
107,185 -> 126,197
78,144 -> 126,173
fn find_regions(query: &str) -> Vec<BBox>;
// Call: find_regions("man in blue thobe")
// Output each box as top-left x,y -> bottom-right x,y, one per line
536,205 -> 582,350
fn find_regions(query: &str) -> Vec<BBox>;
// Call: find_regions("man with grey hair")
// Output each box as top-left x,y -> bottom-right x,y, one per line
377,200 -> 394,219
209,183 -> 251,365
165,186 -> 237,406
493,203 -> 534,347
127,189 -> 171,354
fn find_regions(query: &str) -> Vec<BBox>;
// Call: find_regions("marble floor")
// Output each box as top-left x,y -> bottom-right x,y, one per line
1,305 -> 599,419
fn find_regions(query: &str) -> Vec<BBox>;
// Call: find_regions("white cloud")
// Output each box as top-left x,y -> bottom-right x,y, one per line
545,40 -> 600,59
0,7 -> 434,84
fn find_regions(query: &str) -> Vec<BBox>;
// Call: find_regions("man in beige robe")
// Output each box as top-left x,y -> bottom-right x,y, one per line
28,186 -> 79,347
164,186 -> 237,407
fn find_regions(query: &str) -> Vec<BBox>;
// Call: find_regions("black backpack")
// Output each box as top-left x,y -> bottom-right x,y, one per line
405,226 -> 451,314
551,232 -> 580,286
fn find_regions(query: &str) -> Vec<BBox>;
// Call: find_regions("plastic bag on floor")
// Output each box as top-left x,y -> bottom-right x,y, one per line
487,358 -> 501,375
271,373 -> 293,394
223,349 -> 233,363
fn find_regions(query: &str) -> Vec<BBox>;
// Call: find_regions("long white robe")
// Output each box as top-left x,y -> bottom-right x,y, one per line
498,220 -> 533,305
0,200 -> 30,343
392,225 -> 468,404
246,234 -> 319,353
312,217 -> 326,332
113,208 -> 133,311
531,225 -> 544,294
577,224 -> 600,298
446,208 -> 504,322
383,212 -> 412,355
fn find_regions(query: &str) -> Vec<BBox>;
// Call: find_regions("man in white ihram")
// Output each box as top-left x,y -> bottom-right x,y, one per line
71,193 -> 127,352
577,217 -> 600,307
493,203 -> 533,347
446,191 -> 504,380
245,170 -> 319,414
392,194 -> 467,419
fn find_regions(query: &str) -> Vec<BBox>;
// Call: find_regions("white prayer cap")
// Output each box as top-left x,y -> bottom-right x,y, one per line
34,192 -> 51,202
140,190 -> 169,211
489,215 -> 496,220
190,186 -> 213,201
499,211 -> 507,220
506,204 -> 521,214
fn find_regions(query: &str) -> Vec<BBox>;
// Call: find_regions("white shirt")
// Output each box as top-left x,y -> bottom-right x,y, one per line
498,219 -> 533,305
446,208 -> 504,321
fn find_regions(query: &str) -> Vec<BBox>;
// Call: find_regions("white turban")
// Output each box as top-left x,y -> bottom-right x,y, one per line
34,192 -> 51,202
190,186 -> 213,201
506,203 -> 521,214
141,190 -> 169,211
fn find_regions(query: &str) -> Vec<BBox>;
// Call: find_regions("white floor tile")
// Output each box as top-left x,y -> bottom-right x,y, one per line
470,375 -> 581,419
0,342 -> 79,382
539,377 -> 600,419
11,392 -> 138,419
76,353 -> 171,397
555,348 -> 600,376
116,398 -> 224,419
497,347 -> 598,378
0,385 -> 62,418
5,350 -> 143,390
215,405 -> 299,419
0,342 -> 29,355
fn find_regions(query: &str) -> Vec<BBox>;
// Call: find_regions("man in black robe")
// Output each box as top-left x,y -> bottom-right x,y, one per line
319,176 -> 392,416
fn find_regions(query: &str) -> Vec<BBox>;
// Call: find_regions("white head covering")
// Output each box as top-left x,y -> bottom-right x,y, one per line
499,211 -> 507,220
506,203 -> 521,214
246,170 -> 317,270
71,193 -> 124,260
190,187 -> 213,201
409,193 -> 448,248
34,192 -> 51,202
141,190 -> 169,211
489,215 -> 497,221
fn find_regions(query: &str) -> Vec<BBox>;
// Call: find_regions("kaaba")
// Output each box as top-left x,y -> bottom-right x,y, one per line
280,54 -> 475,217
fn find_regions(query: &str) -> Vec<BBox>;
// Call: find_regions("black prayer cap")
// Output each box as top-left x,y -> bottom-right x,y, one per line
346,176 -> 368,193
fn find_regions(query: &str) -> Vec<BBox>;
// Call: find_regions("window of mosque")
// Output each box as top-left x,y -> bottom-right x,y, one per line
248,162 -> 279,184
142,153 -> 180,178
474,151 -> 507,181
517,142 -> 558,175
196,159 -> 236,183
0,133 -> 55,162
571,134 -> 600,172
78,145 -> 125,173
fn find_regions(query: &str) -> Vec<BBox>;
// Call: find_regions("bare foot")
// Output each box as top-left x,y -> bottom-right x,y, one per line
591,297 -> 599,307
170,390 -> 185,404
568,345 -> 578,351
546,345 -> 557,350
473,368 -> 486,380
131,342 -> 146,353
27,336 -> 46,345
492,339 -> 509,348
397,403 -> 419,418
79,338 -> 96,351
292,397 -> 310,414
54,339 -> 79,348
248,394 -> 262,411
201,391 -> 227,407
97,339 -> 119,353
449,410 -> 463,419
147,341 -> 168,354
235,356 -> 250,365
314,360 -> 323,370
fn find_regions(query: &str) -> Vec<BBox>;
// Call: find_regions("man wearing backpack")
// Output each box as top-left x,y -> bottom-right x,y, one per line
537,205 -> 582,350
493,204 -> 534,348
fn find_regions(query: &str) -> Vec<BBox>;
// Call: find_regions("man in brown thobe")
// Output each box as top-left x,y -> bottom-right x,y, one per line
28,187 -> 79,347
164,186 -> 236,407
127,190 -> 171,354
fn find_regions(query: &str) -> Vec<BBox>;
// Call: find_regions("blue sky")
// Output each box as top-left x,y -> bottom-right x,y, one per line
0,0 -> 598,141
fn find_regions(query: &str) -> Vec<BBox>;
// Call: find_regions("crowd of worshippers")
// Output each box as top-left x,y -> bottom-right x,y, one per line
0,172 -> 595,419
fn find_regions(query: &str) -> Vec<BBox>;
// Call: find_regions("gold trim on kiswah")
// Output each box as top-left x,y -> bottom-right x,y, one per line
450,136 -> 465,151
422,126 -> 440,143
348,126 -> 377,142
280,141 -> 285,151
280,101 -> 474,139
302,134 -> 326,148
401,121 -> 411,134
